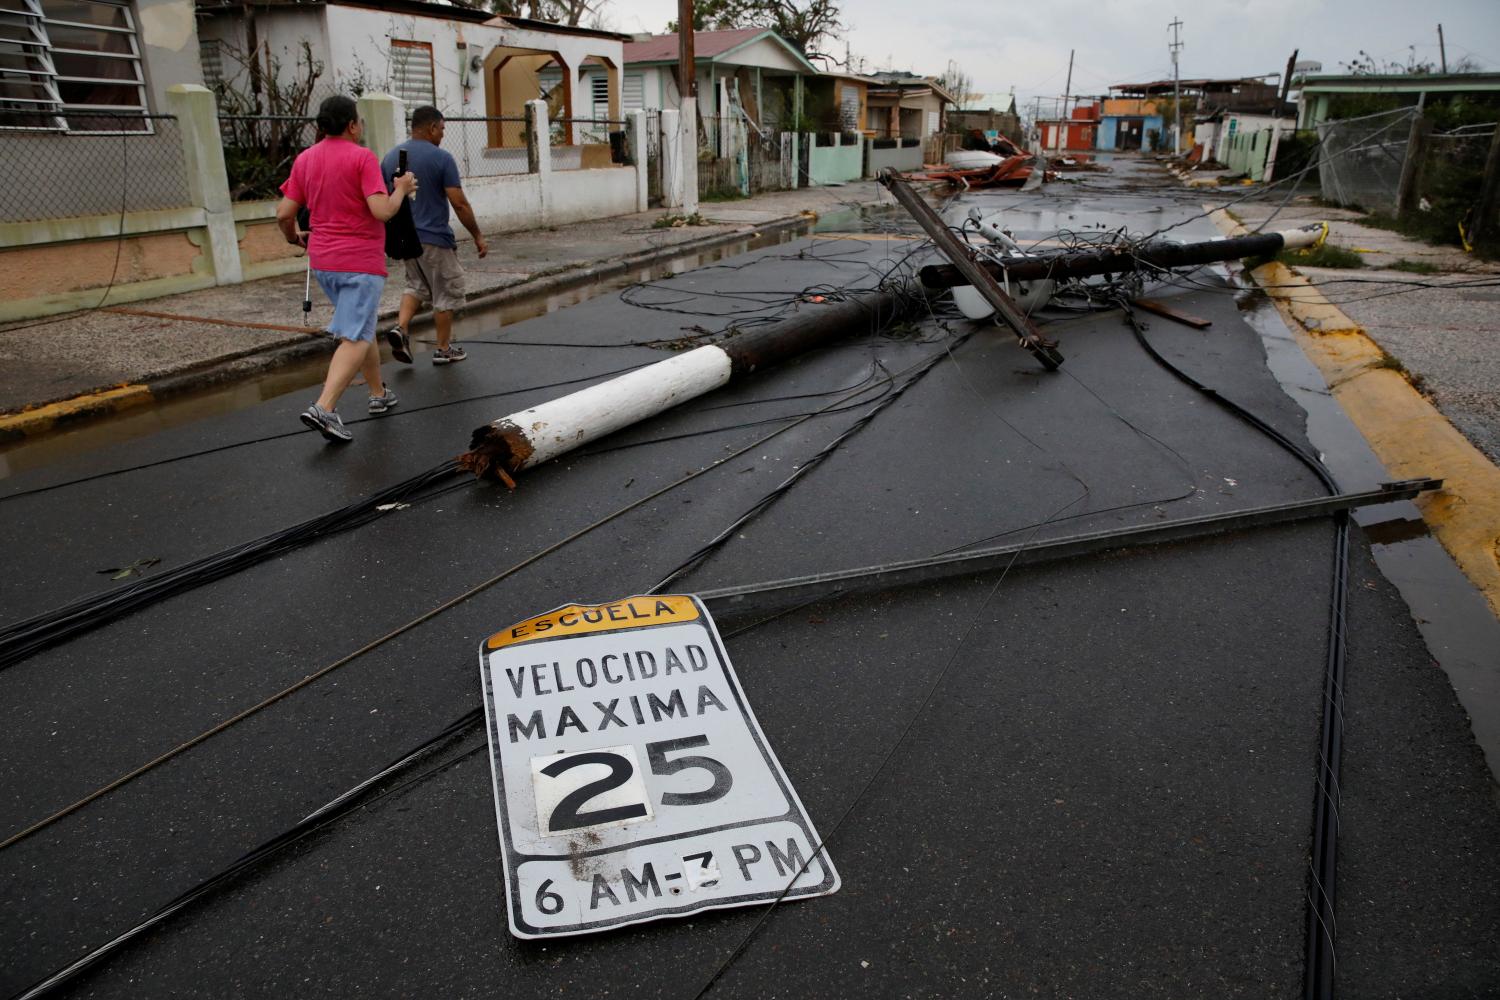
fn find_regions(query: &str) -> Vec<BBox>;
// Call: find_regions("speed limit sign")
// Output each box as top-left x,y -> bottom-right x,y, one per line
479,594 -> 840,938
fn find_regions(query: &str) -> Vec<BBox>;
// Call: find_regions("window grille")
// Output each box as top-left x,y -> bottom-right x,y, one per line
199,37 -> 222,91
389,38 -> 434,109
0,0 -> 147,131
590,73 -> 607,116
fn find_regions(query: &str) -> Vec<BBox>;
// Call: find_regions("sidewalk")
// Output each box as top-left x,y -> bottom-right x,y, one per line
1210,197 -> 1500,620
0,181 -> 890,435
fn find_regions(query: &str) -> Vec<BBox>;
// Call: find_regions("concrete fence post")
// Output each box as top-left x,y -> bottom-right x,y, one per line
358,92 -> 405,163
626,109 -> 649,213
526,99 -> 552,224
166,83 -> 242,285
661,108 -> 683,209
680,96 -> 699,216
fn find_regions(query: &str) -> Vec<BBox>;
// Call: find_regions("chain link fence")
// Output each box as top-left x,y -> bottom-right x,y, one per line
442,116 -> 530,178
1318,105 -> 1496,246
1,112 -> 192,224
1414,123 -> 1496,245
1317,106 -> 1419,214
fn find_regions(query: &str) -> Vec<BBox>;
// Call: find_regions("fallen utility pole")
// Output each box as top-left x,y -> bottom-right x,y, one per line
917,223 -> 1326,288
698,478 -> 1442,618
877,168 -> 1065,370
459,290 -> 903,483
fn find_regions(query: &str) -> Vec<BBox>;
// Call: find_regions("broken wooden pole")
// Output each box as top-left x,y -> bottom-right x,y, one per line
458,291 -> 904,483
917,223 -> 1327,289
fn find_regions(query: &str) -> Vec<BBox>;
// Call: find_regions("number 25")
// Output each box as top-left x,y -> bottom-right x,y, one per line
542,735 -> 733,833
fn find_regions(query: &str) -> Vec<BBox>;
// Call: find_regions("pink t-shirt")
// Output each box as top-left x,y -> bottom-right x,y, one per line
280,137 -> 388,276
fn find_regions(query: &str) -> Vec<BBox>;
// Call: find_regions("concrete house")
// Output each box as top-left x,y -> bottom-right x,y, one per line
196,0 -> 630,151
864,71 -> 953,140
596,27 -> 819,132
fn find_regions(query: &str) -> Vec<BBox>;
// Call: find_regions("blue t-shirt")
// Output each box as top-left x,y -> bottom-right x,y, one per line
381,138 -> 461,249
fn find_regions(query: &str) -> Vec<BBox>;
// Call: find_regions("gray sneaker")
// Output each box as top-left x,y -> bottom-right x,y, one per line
385,326 -> 413,364
432,344 -> 467,365
368,388 -> 399,414
299,403 -> 352,442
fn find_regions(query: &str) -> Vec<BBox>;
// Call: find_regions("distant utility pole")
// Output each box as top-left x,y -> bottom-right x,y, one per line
1056,48 -> 1074,152
678,0 -> 696,100
1168,16 -> 1183,155
1438,23 -> 1448,73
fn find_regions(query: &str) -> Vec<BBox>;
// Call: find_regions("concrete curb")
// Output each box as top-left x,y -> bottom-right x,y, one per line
1209,207 -> 1500,618
0,212 -> 819,443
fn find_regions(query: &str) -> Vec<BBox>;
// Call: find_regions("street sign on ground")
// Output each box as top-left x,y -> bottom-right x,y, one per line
479,594 -> 840,938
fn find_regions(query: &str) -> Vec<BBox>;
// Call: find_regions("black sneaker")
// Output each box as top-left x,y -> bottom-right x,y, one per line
432,344 -> 467,365
385,326 -> 413,364
300,403 -> 352,442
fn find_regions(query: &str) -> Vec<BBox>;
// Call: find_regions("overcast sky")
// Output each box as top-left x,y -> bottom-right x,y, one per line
601,0 -> 1500,112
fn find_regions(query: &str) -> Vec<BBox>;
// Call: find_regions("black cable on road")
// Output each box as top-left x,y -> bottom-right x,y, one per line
0,461 -> 464,670
1119,300 -> 1347,1000
0,342 -> 943,997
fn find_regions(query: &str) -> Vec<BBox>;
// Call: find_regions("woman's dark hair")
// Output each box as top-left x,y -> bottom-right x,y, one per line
316,95 -> 358,137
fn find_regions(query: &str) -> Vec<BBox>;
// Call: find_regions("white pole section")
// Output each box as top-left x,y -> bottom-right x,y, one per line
471,345 -> 733,478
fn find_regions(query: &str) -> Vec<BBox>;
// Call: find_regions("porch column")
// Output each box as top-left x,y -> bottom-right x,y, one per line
167,84 -> 241,285
357,92 -> 405,162
526,99 -> 553,224
626,108 -> 649,212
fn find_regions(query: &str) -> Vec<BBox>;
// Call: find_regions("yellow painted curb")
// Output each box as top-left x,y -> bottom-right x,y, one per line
1207,208 -> 1500,617
0,384 -> 153,439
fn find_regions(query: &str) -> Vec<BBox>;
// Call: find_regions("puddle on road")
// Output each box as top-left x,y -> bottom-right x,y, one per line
1237,283 -> 1500,780
0,223 -> 816,481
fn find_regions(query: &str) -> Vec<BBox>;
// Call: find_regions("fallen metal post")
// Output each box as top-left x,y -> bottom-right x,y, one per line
459,290 -> 903,483
918,224 -> 1326,289
876,168 -> 1065,371
698,478 -> 1441,618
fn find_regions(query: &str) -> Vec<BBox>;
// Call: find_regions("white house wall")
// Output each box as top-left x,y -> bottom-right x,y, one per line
715,37 -> 805,73
198,8 -> 329,102
135,0 -> 203,108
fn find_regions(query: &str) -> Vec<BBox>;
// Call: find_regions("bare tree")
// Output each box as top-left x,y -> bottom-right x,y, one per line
937,61 -> 975,109
671,0 -> 843,58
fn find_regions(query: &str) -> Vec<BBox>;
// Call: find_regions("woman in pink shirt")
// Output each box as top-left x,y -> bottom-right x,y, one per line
276,95 -> 418,443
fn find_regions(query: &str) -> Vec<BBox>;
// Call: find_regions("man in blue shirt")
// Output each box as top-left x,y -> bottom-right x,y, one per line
381,105 -> 488,365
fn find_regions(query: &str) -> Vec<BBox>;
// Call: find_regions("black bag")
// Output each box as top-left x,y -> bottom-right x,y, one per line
385,202 -> 422,260
385,149 -> 423,261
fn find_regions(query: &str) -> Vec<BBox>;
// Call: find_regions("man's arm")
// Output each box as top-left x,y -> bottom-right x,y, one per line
275,196 -> 306,247
446,186 -> 488,257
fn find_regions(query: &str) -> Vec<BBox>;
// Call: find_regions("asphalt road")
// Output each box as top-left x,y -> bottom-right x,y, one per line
2,162 -> 1497,998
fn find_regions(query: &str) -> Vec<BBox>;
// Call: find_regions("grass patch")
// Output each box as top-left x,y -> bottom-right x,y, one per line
652,212 -> 710,229
1389,258 -> 1440,274
700,190 -> 749,203
1277,243 -> 1367,269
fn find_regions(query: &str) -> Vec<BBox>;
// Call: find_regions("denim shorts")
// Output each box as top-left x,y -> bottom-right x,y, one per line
314,269 -> 384,343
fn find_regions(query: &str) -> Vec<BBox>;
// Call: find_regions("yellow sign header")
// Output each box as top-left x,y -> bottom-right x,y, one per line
486,595 -> 701,651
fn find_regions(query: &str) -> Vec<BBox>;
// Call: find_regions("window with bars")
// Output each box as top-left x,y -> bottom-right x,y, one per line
590,73 -> 607,117
0,0 -> 148,131
388,38 -> 434,109
199,37 -> 222,91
